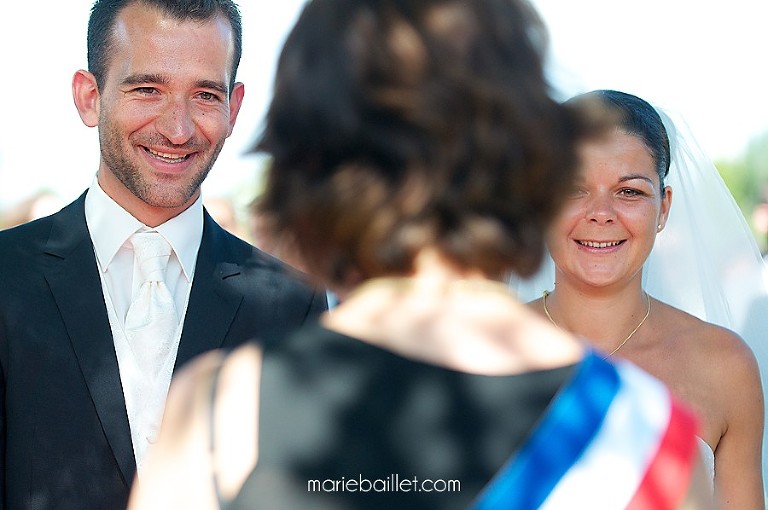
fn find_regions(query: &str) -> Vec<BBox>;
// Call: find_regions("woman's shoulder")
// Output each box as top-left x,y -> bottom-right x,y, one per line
654,300 -> 761,395
656,300 -> 751,355
129,344 -> 262,510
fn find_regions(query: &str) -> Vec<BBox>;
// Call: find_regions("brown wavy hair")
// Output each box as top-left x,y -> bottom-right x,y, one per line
254,0 -> 584,289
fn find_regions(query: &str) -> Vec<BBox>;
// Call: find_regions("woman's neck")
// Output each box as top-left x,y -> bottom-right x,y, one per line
540,277 -> 650,354
323,250 -> 584,374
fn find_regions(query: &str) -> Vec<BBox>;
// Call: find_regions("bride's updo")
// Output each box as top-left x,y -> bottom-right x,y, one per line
566,89 -> 671,190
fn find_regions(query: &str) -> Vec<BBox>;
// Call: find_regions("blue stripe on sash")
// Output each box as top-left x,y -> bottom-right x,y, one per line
472,352 -> 620,510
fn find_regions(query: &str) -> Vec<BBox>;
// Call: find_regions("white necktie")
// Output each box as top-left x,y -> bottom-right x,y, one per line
125,231 -> 179,375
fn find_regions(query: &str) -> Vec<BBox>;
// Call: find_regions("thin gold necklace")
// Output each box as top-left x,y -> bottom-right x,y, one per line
542,290 -> 651,358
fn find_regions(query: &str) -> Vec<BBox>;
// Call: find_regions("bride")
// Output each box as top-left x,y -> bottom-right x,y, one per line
515,89 -> 766,509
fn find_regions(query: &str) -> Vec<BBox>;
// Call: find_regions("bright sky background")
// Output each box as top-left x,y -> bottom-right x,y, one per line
1,0 -> 767,211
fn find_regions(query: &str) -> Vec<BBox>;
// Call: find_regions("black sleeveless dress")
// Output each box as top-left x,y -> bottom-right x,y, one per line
219,323 -> 573,510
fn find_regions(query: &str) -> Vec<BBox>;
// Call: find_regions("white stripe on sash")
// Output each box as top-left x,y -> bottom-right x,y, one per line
541,361 -> 672,509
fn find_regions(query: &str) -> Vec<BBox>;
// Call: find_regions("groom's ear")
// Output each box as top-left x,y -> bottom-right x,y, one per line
72,70 -> 100,128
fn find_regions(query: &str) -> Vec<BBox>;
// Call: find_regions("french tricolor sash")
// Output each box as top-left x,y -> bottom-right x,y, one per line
473,351 -> 698,510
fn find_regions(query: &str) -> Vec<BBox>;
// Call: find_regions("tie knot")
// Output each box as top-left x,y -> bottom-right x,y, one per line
130,231 -> 172,283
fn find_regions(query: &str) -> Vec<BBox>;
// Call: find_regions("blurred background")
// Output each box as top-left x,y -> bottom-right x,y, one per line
2,1 -> 768,252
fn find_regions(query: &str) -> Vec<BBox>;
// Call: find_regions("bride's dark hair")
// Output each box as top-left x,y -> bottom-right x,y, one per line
566,89 -> 671,190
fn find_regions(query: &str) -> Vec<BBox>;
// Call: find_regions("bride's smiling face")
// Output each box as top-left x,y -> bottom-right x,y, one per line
547,129 -> 672,290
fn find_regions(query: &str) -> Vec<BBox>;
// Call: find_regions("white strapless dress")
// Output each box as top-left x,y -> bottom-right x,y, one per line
697,437 -> 715,488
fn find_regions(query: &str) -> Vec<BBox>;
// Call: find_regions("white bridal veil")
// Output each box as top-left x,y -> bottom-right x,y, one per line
511,105 -> 768,481
649,110 -> 768,485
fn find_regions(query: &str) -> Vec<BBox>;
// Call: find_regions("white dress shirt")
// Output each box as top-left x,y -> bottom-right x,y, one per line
85,178 -> 202,324
84,176 -> 203,472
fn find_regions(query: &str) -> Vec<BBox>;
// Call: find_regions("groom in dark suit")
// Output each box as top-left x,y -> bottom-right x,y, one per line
0,1 -> 326,509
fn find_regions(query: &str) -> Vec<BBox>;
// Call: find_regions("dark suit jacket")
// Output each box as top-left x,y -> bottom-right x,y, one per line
0,193 -> 327,510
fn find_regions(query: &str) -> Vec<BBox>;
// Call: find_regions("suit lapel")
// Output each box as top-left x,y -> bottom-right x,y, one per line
42,194 -> 135,486
175,213 -> 254,368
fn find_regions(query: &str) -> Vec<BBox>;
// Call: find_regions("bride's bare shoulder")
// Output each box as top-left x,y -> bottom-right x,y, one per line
655,299 -> 758,373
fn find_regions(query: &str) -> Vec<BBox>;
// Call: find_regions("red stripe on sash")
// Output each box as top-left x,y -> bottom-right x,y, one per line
627,397 -> 699,510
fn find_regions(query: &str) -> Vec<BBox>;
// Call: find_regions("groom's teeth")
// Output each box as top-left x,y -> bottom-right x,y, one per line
147,148 -> 187,163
